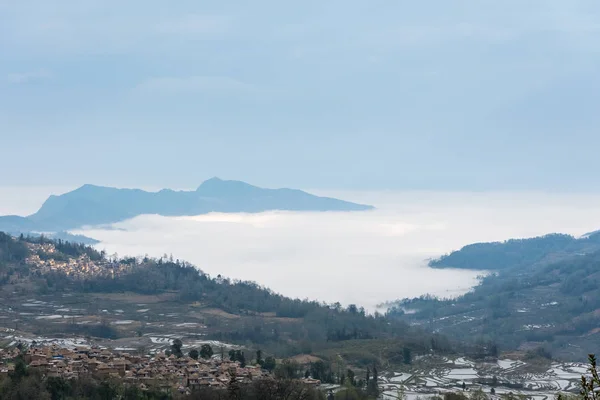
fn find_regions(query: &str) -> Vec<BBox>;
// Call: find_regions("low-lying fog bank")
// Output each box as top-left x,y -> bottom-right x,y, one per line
76,191 -> 600,311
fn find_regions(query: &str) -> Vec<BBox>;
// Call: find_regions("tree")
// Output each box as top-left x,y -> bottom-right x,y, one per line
310,360 -> 328,382
334,386 -> 365,400
367,366 -> 379,397
46,376 -> 71,400
263,356 -> 276,372
489,343 -> 499,358
582,354 -> 600,400
171,338 -> 183,358
237,350 -> 246,367
16,341 -> 28,353
256,349 -> 263,366
397,385 -> 406,400
445,394 -> 468,400
228,371 -> 241,400
200,344 -> 213,359
347,369 -> 356,386
188,349 -> 199,360
403,347 -> 412,365
10,357 -> 28,382
275,359 -> 299,379
8,373 -> 52,400
470,387 -> 488,400
229,349 -> 236,361
98,380 -> 119,400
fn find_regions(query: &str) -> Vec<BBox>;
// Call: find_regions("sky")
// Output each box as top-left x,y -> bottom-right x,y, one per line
1,1 -> 600,190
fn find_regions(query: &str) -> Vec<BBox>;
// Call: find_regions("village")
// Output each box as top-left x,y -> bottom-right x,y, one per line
24,241 -> 132,279
0,343 -> 321,395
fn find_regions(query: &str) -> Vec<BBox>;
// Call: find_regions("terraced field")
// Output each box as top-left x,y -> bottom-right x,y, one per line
0,291 -> 242,354
380,356 -> 586,400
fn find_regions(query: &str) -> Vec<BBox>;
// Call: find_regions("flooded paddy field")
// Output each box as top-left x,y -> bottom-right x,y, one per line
380,355 -> 587,399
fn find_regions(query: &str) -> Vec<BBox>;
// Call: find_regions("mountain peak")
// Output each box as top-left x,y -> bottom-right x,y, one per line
73,184 -> 106,193
197,176 -> 223,188
196,177 -> 257,195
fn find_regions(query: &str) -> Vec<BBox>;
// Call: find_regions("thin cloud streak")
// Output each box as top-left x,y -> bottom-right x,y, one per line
6,69 -> 52,84
135,76 -> 256,94
155,14 -> 232,36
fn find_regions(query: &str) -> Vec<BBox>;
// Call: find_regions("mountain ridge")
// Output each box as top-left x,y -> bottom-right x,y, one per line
0,178 -> 374,234
428,232 -> 600,270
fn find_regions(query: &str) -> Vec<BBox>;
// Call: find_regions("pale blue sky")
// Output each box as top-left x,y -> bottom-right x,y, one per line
1,1 -> 599,190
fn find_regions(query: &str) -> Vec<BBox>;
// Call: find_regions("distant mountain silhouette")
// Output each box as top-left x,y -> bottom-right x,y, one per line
0,178 -> 374,233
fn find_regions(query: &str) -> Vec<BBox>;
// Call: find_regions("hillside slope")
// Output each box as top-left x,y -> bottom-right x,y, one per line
0,232 -> 455,369
429,233 -> 600,270
389,232 -> 600,360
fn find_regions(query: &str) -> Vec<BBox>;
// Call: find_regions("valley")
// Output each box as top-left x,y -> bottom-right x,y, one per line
2,229 -> 600,398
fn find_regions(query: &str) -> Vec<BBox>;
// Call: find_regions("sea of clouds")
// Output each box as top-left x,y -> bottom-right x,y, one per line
67,190 -> 600,311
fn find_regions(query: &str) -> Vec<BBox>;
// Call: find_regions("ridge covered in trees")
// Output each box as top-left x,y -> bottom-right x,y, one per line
429,232 -> 600,270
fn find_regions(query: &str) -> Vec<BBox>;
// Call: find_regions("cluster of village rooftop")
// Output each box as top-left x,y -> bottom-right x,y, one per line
24,242 -> 131,280
0,344 -> 321,394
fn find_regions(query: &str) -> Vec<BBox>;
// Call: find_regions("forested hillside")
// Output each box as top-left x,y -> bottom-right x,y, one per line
429,232 -> 600,270
389,232 -> 600,361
